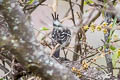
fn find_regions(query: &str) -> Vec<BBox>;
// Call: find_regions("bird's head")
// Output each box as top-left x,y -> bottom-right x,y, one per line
52,12 -> 62,27
53,20 -> 62,27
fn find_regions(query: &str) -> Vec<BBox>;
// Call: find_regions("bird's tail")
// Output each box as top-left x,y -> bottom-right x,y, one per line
53,48 -> 60,58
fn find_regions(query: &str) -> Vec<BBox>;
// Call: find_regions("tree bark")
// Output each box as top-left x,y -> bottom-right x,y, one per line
0,0 -> 79,80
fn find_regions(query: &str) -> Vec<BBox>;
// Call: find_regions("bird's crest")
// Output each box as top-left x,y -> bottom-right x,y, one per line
52,12 -> 59,21
52,12 -> 62,27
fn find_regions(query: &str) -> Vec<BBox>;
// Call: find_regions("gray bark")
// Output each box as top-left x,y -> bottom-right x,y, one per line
0,0 -> 79,80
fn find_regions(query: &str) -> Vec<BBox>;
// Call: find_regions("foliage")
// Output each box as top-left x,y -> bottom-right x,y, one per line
40,27 -> 49,31
0,0 -> 120,80
84,0 -> 94,5
112,49 -> 120,67
27,0 -> 35,5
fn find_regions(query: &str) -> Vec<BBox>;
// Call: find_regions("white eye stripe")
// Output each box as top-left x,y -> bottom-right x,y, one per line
53,20 -> 61,26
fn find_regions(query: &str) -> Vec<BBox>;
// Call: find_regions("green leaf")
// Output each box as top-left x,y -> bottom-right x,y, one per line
85,10 -> 88,13
27,0 -> 34,5
112,51 -> 118,67
98,46 -> 103,51
112,50 -> 120,67
110,17 -> 117,36
0,78 -> 4,80
108,17 -> 117,42
104,45 -> 106,49
104,0 -> 107,3
112,17 -> 117,27
101,10 -> 105,17
40,27 -> 49,31
110,45 -> 116,51
84,1 -> 88,5
84,0 -> 94,5
88,0 -> 94,4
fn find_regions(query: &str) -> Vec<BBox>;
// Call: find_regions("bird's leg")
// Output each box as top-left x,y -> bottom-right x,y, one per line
63,49 -> 68,60
50,44 -> 60,57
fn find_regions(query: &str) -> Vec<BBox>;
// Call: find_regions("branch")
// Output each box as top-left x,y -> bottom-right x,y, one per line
69,0 -> 76,25
88,11 -> 101,26
0,64 -> 9,73
80,0 -> 84,13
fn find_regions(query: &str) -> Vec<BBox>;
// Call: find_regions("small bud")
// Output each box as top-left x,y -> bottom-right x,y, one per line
109,23 -> 113,29
90,23 -> 95,32
118,49 -> 120,56
90,27 -> 95,32
90,23 -> 95,28
102,22 -> 108,27
71,67 -> 77,71
103,29 -> 108,34
83,25 -> 89,30
96,25 -> 102,31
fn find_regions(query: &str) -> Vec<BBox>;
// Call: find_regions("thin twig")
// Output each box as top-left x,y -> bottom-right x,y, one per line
50,44 -> 60,57
0,70 -> 12,79
0,64 -> 9,73
81,52 -> 98,61
40,40 -> 52,49
66,47 -> 80,56
90,61 -> 109,73
63,0 -> 79,18
88,11 -> 101,26
83,8 -> 95,25
69,0 -> 76,26
80,0 -> 84,13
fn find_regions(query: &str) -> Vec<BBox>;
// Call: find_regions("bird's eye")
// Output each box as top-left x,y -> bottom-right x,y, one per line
53,20 -> 61,27
53,23 -> 56,26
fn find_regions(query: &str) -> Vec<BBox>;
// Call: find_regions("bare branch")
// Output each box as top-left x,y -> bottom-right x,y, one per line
80,0 -> 84,13
69,0 -> 76,26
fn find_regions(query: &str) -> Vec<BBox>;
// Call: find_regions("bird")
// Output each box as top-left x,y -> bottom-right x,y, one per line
51,13 -> 71,58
